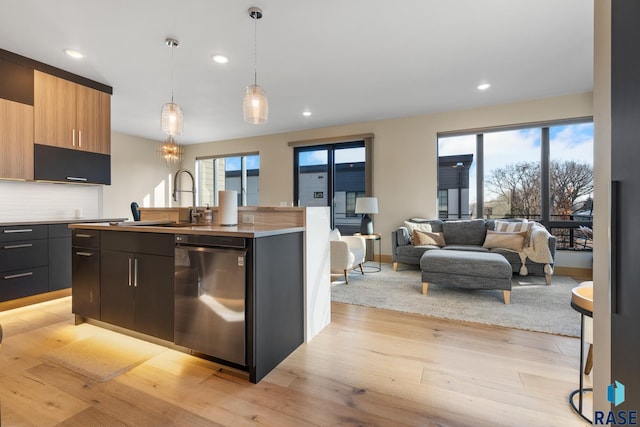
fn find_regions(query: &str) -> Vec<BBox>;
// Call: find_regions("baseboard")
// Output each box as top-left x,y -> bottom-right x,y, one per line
377,254 -> 393,263
553,266 -> 592,281
0,288 -> 71,312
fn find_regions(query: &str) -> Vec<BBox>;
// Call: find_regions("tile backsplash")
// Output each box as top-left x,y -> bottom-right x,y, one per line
0,180 -> 102,222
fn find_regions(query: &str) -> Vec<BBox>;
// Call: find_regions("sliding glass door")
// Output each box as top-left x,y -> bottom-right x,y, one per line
294,141 -> 366,233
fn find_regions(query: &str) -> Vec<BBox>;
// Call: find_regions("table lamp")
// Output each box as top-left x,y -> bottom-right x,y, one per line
355,197 -> 378,235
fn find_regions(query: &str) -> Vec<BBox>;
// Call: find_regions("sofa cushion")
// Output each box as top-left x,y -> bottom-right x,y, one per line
406,219 -> 444,233
483,230 -> 528,251
404,221 -> 432,238
442,219 -> 487,246
397,244 -> 438,258
494,220 -> 534,246
442,245 -> 489,252
413,230 -> 446,247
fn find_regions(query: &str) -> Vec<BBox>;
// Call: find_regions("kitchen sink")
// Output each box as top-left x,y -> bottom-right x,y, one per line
157,222 -> 201,227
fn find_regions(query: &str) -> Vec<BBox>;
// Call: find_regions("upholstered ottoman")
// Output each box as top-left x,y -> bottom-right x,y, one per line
420,250 -> 513,304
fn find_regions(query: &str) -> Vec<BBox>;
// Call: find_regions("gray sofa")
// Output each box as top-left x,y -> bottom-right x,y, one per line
391,218 -> 557,284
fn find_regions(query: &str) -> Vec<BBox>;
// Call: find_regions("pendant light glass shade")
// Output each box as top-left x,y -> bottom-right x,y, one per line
161,101 -> 184,136
243,84 -> 268,124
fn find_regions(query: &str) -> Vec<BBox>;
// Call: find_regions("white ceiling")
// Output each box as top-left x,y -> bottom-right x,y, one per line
0,0 -> 594,145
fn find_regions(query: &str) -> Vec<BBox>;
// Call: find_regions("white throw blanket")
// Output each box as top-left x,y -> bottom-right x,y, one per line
517,224 -> 554,276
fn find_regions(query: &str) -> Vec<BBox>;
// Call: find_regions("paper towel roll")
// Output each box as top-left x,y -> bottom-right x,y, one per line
218,190 -> 238,226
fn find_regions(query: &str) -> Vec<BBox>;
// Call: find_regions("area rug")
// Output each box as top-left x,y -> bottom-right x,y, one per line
42,335 -> 165,382
331,263 -> 582,337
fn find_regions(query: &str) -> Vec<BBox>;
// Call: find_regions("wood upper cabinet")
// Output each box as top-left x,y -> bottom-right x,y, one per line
0,98 -> 34,180
34,70 -> 110,155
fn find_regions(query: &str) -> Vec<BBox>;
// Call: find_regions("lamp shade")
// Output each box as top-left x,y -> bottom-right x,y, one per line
355,197 -> 378,214
161,102 -> 184,135
243,84 -> 268,124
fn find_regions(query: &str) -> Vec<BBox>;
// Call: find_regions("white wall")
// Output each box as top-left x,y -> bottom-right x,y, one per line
182,92 -> 593,259
102,132 -> 175,221
0,180 -> 102,222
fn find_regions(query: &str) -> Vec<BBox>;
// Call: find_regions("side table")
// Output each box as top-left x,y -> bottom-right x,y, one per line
354,233 -> 381,273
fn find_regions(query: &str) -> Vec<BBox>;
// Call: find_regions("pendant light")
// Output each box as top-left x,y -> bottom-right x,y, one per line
243,7 -> 269,124
161,37 -> 184,136
158,135 -> 184,167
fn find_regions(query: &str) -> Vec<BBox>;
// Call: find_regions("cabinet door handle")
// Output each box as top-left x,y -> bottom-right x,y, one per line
75,233 -> 93,238
75,251 -> 94,257
67,176 -> 88,182
133,258 -> 138,287
79,130 -> 82,148
3,228 -> 33,234
72,128 -> 76,147
612,180 -> 620,314
4,272 -> 33,280
128,258 -> 132,287
3,243 -> 33,249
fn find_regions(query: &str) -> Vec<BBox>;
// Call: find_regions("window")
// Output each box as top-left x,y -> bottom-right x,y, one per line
196,153 -> 260,206
438,119 -> 593,250
292,136 -> 372,233
346,191 -> 366,217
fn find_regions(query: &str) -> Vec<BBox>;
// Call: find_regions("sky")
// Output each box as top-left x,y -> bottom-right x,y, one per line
224,154 -> 260,171
438,122 -> 594,205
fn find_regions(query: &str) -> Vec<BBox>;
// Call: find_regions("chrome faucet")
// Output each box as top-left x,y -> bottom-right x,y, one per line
172,169 -> 197,222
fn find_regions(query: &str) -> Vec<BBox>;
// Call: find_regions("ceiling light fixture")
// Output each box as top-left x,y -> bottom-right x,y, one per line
64,49 -> 85,59
477,83 -> 491,90
243,6 -> 268,125
161,37 -> 184,136
302,111 -> 312,117
212,54 -> 229,64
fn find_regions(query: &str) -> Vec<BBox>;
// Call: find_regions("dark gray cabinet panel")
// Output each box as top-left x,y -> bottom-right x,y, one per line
100,231 -> 174,341
0,224 -> 48,302
72,247 -> 100,319
248,232 -> 304,383
0,266 -> 48,301
34,143 -> 110,185
49,224 -> 71,291
611,0 -> 640,410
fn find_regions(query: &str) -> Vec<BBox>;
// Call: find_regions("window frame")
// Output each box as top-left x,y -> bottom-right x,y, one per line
437,117 -> 593,250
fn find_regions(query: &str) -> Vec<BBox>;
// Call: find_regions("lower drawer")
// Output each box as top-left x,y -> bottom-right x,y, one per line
0,239 -> 48,271
0,266 -> 48,302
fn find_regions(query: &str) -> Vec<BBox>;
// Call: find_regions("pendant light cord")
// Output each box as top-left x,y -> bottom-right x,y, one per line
253,11 -> 258,86
171,42 -> 175,103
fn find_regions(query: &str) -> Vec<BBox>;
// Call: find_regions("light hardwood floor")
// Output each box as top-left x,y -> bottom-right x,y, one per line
0,296 -> 591,426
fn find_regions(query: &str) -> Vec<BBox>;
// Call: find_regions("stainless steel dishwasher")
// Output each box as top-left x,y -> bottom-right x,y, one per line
174,234 -> 247,366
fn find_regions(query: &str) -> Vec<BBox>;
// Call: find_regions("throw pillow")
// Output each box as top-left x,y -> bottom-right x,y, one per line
329,228 -> 341,241
494,220 -> 534,246
483,230 -> 528,252
404,221 -> 432,237
413,229 -> 446,247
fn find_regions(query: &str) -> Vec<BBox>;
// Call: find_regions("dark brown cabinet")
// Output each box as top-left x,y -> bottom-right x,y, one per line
49,224 -> 72,292
72,229 -> 100,319
100,231 -> 174,341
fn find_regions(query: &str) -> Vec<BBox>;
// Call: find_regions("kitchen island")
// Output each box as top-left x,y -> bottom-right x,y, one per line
69,221 -> 305,383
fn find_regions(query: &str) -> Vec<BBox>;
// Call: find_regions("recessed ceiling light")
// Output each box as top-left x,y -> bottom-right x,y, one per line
302,111 -> 312,117
211,54 -> 229,64
64,49 -> 85,59
477,83 -> 491,91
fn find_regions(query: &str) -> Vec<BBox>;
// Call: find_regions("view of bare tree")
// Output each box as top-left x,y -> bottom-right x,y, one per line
486,160 -> 593,218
